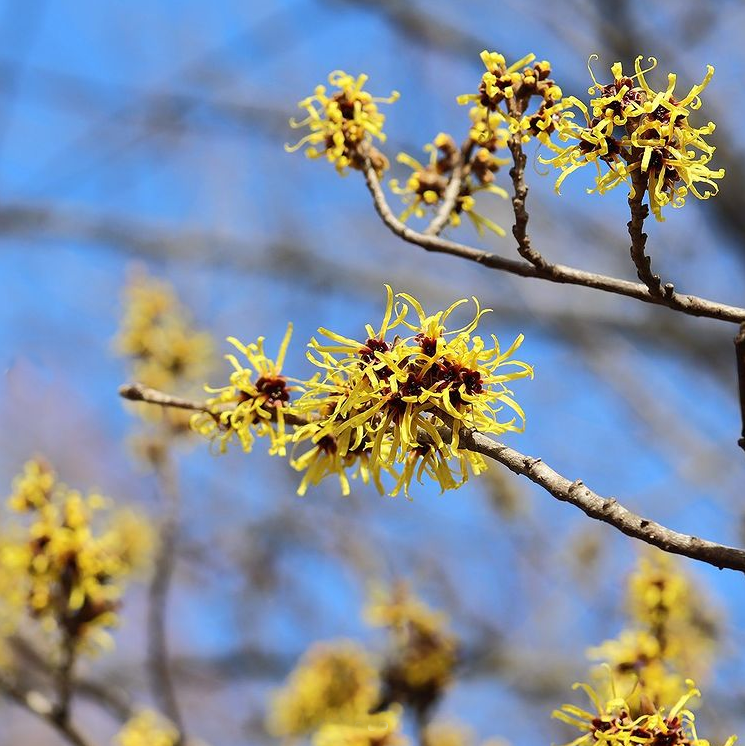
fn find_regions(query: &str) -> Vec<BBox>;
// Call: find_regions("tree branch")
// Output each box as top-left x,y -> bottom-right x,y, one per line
121,384 -> 745,574
361,161 -> 745,324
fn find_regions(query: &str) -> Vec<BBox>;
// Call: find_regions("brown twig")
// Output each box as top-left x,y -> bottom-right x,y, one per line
736,323 -> 745,452
627,168 -> 664,295
120,384 -> 745,574
423,144 -> 466,237
53,629 -> 77,729
361,161 -> 745,324
506,105 -> 547,268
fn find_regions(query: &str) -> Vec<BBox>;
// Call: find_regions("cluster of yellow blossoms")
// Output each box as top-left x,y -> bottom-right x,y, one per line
190,287 -> 532,498
266,585 -> 475,746
0,460 -> 154,655
542,56 -> 723,219
289,51 -> 722,227
287,70 -> 399,175
116,269 -> 213,461
555,552 -> 731,746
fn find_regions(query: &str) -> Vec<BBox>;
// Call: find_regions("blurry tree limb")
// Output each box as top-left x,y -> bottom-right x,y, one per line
736,323 -> 745,452
148,452 -> 186,739
363,160 -> 745,324
120,384 -> 745,574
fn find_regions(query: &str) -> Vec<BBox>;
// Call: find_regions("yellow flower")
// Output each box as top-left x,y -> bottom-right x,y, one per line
312,706 -> 409,746
457,51 -> 564,144
287,70 -> 399,174
294,286 -> 531,497
365,583 -> 458,713
266,640 -> 380,737
2,460 -> 154,653
553,678 -> 735,746
114,710 -> 180,746
190,324 -> 298,457
542,56 -> 723,220
390,133 -> 509,236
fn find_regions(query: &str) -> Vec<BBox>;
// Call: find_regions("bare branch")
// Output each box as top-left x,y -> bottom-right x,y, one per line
627,169 -> 663,295
362,161 -> 745,324
119,383 -> 211,412
122,384 -> 745,574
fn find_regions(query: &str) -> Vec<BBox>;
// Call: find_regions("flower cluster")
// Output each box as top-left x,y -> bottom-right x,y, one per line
116,269 -> 214,463
287,70 -> 399,175
266,640 -> 381,738
0,460 -> 154,654
313,706 -> 409,746
365,583 -> 459,719
115,710 -> 181,746
390,132 -> 510,236
589,552 -> 717,712
190,287 -> 531,498
542,56 -> 724,219
554,678 -> 734,746
457,51 -> 566,145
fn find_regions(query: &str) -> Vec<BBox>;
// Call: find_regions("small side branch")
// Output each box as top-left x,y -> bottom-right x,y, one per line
507,131 -> 547,268
627,170 -> 663,295
736,323 -> 745,452
119,383 -> 211,412
423,141 -> 470,237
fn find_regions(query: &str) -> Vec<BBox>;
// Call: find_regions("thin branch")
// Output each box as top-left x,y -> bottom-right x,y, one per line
627,169 -> 663,295
736,323 -> 745,452
423,140 -> 473,237
449,426 -> 745,573
121,384 -> 745,574
53,628 -> 77,729
506,107 -> 547,268
147,451 -> 186,740
361,161 -> 745,324
0,672 -> 94,746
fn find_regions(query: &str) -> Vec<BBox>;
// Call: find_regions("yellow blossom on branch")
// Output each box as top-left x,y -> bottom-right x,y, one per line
0,460 -> 154,654
114,710 -> 180,746
554,678 -> 735,746
312,706 -> 409,746
287,70 -> 399,174
541,56 -> 724,220
190,324 -> 298,457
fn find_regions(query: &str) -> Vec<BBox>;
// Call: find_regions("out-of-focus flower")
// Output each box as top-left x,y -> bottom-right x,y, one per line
287,71 -> 399,175
312,706 -> 409,746
114,710 -> 180,746
390,133 -> 509,236
554,678 -> 735,746
267,640 -> 381,737
542,56 -> 724,220
190,324 -> 298,457
365,583 -> 458,718
292,286 -> 531,497
0,460 -> 155,654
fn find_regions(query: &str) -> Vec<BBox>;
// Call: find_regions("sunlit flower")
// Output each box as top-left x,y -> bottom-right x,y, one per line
190,324 -> 298,457
115,710 -> 180,746
390,133 -> 509,236
553,678 -> 735,746
292,286 -> 532,497
267,640 -> 381,737
287,71 -> 399,174
542,56 -> 724,220
457,51 -> 564,144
